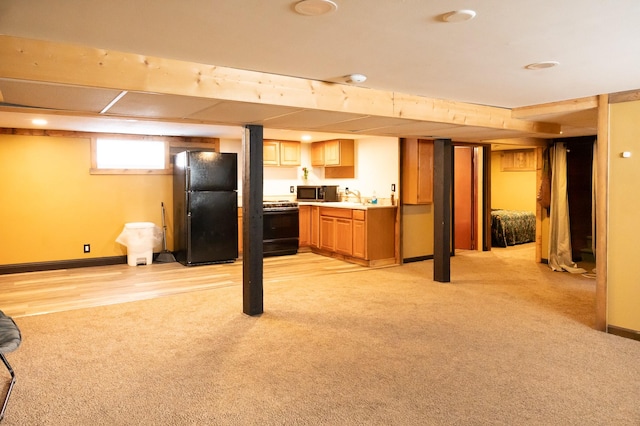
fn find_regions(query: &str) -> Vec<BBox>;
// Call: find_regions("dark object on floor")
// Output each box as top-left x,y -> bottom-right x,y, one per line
155,202 -> 176,263
0,310 -> 21,421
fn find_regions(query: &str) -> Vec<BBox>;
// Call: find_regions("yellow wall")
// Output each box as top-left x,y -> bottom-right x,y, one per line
0,134 -> 172,265
607,101 -> 640,331
402,205 -> 434,258
491,151 -> 537,212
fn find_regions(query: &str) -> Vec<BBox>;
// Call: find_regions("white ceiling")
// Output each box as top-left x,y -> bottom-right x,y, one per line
0,0 -> 637,140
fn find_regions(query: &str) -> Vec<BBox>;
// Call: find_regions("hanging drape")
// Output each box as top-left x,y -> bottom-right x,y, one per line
548,143 -> 586,273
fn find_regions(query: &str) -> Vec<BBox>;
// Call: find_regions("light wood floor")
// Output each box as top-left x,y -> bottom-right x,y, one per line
0,252 -> 370,318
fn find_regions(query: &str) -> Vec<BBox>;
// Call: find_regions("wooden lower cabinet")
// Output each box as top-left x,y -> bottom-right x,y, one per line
310,206 -> 320,248
299,205 -> 311,247
335,218 -> 353,255
312,206 -> 396,266
319,216 -> 336,251
352,218 -> 366,259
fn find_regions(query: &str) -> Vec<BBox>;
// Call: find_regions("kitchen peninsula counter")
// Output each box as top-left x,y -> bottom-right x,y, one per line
299,202 -> 398,267
297,201 -> 396,210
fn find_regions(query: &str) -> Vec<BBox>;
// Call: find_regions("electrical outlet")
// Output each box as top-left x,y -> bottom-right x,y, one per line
83,244 -> 90,253
391,183 -> 396,192
290,185 -> 295,193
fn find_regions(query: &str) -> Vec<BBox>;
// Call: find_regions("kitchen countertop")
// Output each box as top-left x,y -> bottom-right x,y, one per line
297,201 -> 397,210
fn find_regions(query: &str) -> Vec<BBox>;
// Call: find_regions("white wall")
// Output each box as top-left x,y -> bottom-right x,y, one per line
220,136 -> 400,203
307,137 -> 400,203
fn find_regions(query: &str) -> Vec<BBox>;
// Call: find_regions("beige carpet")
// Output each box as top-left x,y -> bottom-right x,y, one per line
3,247 -> 639,425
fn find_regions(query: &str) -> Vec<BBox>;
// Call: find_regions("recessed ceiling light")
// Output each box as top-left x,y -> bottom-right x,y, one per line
32,118 -> 48,126
525,61 -> 560,70
294,0 -> 338,16
301,134 -> 312,142
442,10 -> 476,23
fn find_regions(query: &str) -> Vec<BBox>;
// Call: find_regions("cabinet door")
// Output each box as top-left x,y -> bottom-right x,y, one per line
402,138 -> 433,204
324,140 -> 341,166
311,142 -> 325,166
310,206 -> 320,247
335,218 -> 353,255
299,205 -> 310,246
417,140 -> 434,203
280,141 -> 301,166
352,219 -> 366,259
319,216 -> 335,251
263,141 -> 280,166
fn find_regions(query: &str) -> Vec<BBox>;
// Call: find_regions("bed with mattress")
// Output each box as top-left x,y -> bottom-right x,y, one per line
491,209 -> 536,247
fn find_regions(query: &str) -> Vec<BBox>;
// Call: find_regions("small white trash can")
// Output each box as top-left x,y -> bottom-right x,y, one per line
116,222 -> 157,266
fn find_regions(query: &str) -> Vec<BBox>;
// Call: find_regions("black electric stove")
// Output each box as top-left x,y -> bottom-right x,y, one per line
263,201 -> 299,256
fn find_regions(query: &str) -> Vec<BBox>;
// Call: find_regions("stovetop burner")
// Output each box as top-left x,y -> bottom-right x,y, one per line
263,200 -> 299,211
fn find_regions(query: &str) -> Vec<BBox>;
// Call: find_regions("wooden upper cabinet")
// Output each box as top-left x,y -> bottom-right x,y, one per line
324,140 -> 341,165
402,138 -> 434,204
264,140 -> 300,166
325,139 -> 354,166
311,142 -> 325,166
310,139 -> 354,167
311,139 -> 355,179
263,140 -> 280,166
280,141 -> 301,166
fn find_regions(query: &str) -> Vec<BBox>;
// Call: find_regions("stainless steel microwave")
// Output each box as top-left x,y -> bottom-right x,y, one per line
296,185 -> 340,202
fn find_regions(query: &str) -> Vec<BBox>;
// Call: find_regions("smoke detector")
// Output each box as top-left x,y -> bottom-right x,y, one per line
346,73 -> 367,84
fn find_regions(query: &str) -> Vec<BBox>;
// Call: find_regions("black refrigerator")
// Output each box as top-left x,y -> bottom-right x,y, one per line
173,150 -> 238,266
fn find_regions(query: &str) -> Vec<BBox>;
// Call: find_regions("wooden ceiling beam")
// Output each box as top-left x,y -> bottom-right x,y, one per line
512,96 -> 598,119
0,35 -> 561,135
486,137 -> 549,148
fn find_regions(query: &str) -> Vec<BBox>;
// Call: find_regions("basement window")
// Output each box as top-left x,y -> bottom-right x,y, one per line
91,138 -> 170,174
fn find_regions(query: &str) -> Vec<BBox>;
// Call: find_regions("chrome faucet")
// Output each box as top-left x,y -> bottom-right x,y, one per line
344,187 -> 362,204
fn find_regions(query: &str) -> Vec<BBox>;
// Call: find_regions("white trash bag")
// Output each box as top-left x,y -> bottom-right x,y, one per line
116,222 -> 163,266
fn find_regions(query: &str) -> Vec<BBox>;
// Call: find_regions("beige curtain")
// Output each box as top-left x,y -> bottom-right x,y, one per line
548,143 -> 586,273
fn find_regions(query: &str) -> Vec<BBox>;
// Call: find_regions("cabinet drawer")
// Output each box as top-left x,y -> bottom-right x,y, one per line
352,210 -> 366,221
319,207 -> 352,219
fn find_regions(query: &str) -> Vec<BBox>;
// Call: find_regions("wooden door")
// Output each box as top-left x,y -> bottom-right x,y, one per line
454,146 -> 474,250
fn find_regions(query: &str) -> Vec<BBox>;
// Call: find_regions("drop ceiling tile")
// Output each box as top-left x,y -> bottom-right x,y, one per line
107,92 -> 221,118
262,109 -> 368,129
364,121 -> 461,137
189,101 -> 302,124
0,78 -> 122,112
313,116 -> 411,133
